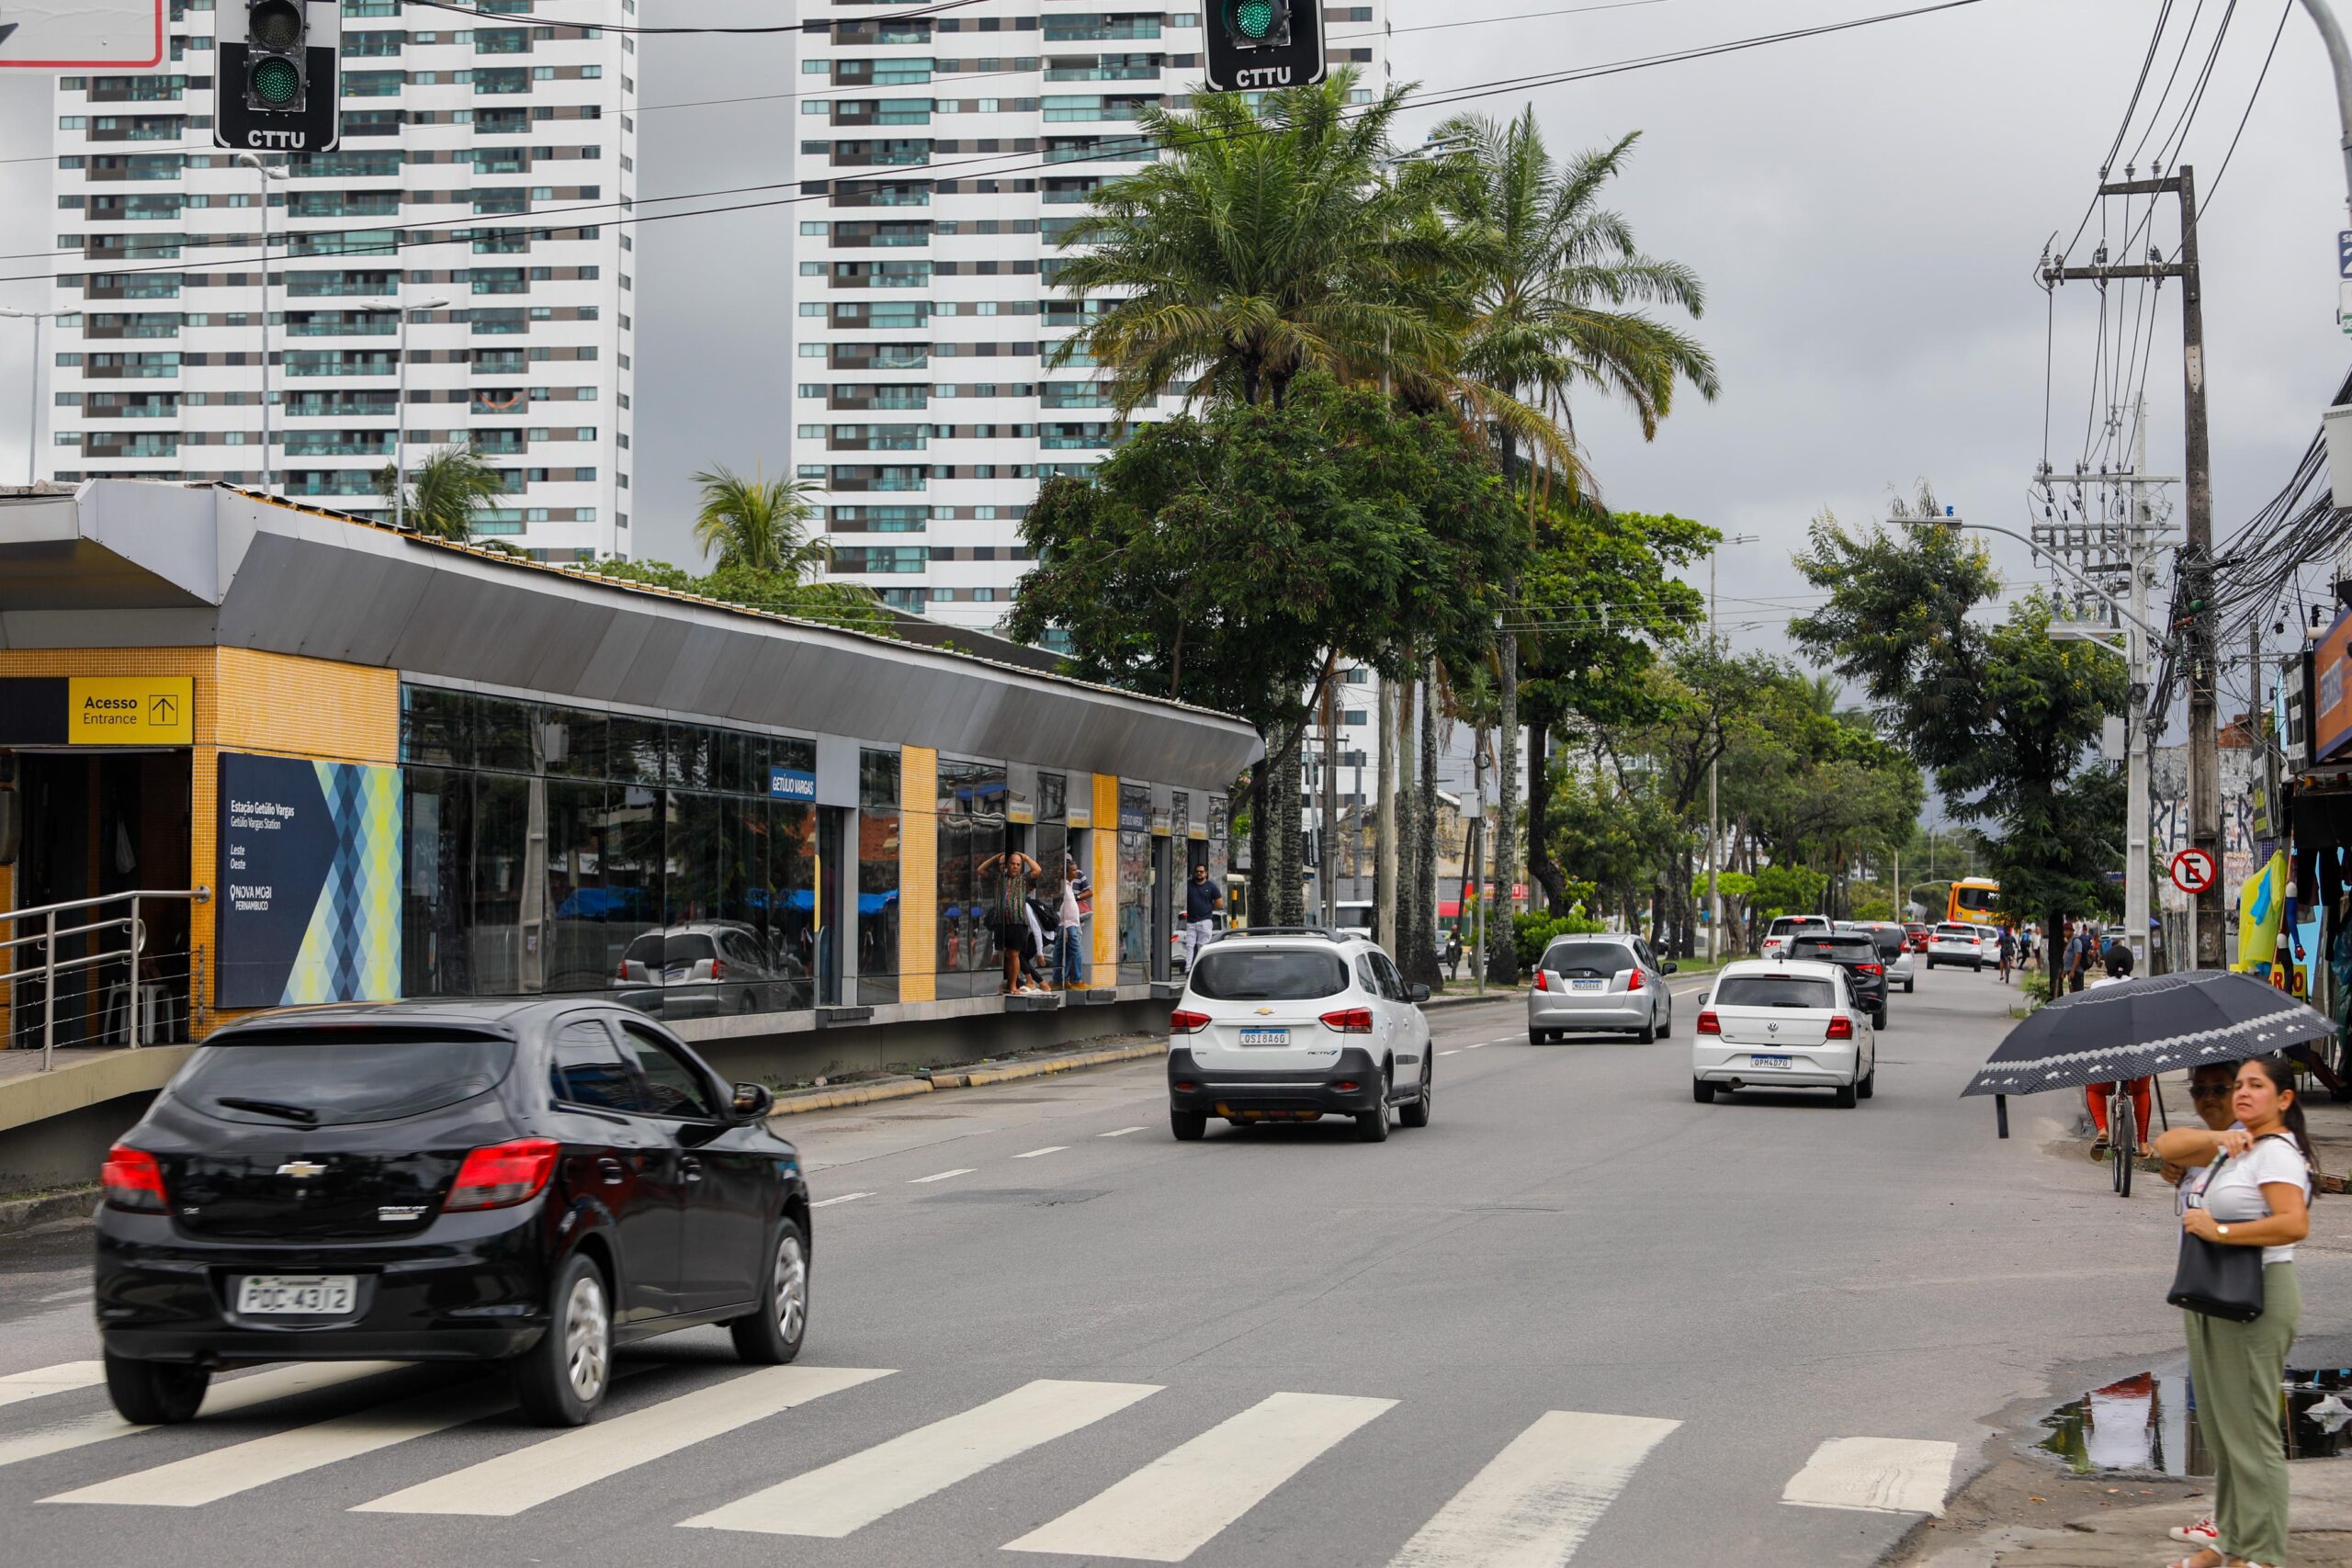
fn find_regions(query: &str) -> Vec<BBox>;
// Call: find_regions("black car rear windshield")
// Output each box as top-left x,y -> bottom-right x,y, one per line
1790,935 -> 1877,959
1189,949 -> 1349,1001
1539,942 -> 1635,977
1715,976 -> 1837,1009
177,1028 -> 516,1127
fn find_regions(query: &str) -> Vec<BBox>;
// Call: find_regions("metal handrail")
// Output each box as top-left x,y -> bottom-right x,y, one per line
1,886 -> 211,1071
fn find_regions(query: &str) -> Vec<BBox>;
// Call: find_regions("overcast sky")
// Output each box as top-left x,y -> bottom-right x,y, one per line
2,0 -> 2346,722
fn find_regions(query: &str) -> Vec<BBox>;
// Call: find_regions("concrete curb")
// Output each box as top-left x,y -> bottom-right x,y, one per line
0,1186 -> 99,1236
765,1041 -> 1162,1119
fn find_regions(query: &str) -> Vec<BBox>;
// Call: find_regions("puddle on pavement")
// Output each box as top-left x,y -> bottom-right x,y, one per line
2039,1370 -> 2352,1475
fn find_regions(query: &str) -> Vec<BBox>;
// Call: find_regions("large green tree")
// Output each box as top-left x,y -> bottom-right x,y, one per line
1789,497 -> 2128,942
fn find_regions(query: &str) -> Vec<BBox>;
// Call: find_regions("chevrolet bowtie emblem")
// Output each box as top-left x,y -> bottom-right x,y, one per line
1255,1007 -> 1273,1015
277,1160 -> 327,1179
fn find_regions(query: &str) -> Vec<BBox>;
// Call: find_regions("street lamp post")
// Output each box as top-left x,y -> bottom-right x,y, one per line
381,295 -> 451,532
2301,0 -> 2352,224
1704,533 -> 1758,964
0,307 -> 71,486
235,152 -> 288,495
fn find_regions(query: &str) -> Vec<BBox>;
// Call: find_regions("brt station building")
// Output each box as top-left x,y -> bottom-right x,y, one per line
0,480 -> 1256,1190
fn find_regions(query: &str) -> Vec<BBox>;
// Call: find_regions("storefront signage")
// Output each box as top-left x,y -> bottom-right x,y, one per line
0,674 -> 192,746
768,766 -> 817,801
217,752 -> 401,1008
2316,609 -> 2352,763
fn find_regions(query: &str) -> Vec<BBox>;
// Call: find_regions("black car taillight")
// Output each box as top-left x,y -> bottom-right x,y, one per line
445,1138 -> 559,1212
102,1144 -> 167,1212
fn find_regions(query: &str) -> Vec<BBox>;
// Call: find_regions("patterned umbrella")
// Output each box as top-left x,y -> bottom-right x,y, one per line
1962,969 -> 2334,1099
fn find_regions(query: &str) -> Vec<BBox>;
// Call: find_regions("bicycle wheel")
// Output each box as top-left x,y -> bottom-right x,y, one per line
2112,1089 -> 2134,1198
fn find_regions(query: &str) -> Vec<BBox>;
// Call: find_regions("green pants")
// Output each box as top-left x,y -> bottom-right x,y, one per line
2184,1261 -> 2301,1564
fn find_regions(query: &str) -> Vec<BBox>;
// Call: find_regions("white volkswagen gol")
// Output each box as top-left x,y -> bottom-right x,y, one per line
1691,958 -> 1877,1108
1167,928 -> 1433,1143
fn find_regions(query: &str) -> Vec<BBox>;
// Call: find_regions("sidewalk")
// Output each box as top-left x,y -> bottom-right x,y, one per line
1921,1459 -> 2352,1567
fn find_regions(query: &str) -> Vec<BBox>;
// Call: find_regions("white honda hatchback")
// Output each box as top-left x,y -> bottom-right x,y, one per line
1691,958 -> 1877,1108
1167,929 -> 1434,1143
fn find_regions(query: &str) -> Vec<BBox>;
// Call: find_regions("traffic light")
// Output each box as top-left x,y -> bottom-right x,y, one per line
214,0 -> 341,152
1203,0 -> 1324,91
243,0 -> 308,112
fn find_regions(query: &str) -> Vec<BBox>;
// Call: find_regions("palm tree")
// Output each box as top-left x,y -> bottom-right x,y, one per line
691,464 -> 829,579
375,444 -> 507,540
1050,69 -> 1455,412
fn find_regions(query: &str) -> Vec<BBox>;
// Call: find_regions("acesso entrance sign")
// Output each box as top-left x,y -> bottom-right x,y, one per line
1203,0 -> 1327,93
214,0 -> 341,153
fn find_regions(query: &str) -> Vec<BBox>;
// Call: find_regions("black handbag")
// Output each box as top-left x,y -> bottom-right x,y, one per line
2167,1144 -> 2278,1323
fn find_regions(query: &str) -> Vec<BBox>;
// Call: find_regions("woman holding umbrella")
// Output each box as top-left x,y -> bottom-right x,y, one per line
2152,1055 -> 2316,1568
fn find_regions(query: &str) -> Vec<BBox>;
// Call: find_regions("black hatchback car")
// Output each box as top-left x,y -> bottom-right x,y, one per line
1783,931 -> 1890,1027
96,1000 -> 810,1427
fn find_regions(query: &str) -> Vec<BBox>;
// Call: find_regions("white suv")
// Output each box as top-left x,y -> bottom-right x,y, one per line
1759,914 -> 1832,960
1166,928 -> 1434,1144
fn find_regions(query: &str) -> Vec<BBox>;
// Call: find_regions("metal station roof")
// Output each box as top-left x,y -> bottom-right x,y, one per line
0,481 -> 1261,790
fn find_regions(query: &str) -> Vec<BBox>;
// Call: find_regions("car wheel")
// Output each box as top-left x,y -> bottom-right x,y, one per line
1692,1078 -> 1715,1104
1400,1062 -> 1432,1129
102,1351 -> 209,1426
1832,1081 -> 1858,1109
1636,1007 -> 1657,1045
1905,977 -> 1915,993
1355,1071 -> 1392,1143
512,1251 -> 613,1427
1859,1065 -> 1876,1100
729,1218 -> 810,1366
1170,1108 -> 1208,1141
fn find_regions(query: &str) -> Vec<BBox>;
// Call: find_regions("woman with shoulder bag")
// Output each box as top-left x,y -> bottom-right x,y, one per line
2151,1055 -> 2317,1568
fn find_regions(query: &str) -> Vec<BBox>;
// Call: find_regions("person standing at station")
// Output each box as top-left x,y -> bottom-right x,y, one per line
1182,860 -> 1223,971
1057,855 -> 1088,990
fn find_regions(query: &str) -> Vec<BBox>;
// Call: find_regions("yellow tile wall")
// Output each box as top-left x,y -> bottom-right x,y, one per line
1092,773 -> 1120,971
898,746 -> 937,1004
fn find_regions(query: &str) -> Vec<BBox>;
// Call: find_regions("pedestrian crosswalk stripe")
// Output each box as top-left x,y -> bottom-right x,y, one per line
0,1362 -> 104,1411
43,1375 -> 518,1506
354,1364 -> 893,1517
910,1168 -> 975,1184
1012,1146 -> 1067,1158
0,1360 -> 404,1472
1780,1437 -> 1957,1516
1005,1391 -> 1396,1562
1387,1409 -> 1681,1568
813,1191 -> 873,1207
682,1378 -> 1159,1539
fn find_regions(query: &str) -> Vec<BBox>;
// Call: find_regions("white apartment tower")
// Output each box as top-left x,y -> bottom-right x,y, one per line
792,1 -> 1387,626
45,0 -> 635,563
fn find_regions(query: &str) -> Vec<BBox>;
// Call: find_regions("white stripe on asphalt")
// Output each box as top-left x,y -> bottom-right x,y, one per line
683,1379 -> 1159,1538
0,1361 -> 406,1472
0,1362 -> 104,1410
1438,1050 -> 1461,1056
1388,1410 -> 1681,1567
910,1168 -> 975,1184
1098,1126 -> 1145,1138
1006,1391 -> 1396,1562
1464,1043 -> 1487,1050
813,1191 -> 874,1207
355,1365 -> 892,1517
1012,1146 -> 1067,1158
1780,1437 -> 1957,1516
44,1376 -> 517,1506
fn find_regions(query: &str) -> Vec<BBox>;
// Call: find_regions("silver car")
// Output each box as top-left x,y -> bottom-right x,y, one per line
1527,932 -> 1677,1043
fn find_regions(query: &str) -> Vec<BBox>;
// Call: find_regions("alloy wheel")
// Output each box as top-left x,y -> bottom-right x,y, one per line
562,1271 -> 610,1403
774,1232 -> 808,1342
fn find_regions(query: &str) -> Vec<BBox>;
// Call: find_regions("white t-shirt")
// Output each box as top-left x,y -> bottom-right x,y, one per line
1059,881 -> 1081,928
2183,1134 -> 2313,1265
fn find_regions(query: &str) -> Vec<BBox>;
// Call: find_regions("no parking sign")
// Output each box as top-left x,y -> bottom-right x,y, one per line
2169,847 -> 2219,896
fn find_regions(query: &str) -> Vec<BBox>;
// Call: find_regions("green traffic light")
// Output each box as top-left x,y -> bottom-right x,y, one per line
250,55 -> 301,106
1232,0 -> 1276,39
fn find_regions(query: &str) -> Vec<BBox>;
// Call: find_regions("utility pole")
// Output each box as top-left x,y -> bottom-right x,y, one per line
2041,165 -> 2222,967
236,152 -> 288,497
1704,535 -> 1757,964
1320,656 -> 1340,929
1376,674 -> 1396,950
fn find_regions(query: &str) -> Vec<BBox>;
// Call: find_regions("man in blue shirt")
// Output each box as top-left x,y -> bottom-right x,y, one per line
1182,861 -> 1223,972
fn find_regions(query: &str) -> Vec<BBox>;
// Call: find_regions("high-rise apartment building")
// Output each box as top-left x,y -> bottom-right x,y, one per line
792,0 -> 1387,627
44,0 -> 635,562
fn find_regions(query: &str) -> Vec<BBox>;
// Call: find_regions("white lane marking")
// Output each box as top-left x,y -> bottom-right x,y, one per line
0,1361 -> 406,1472
1780,1437 -> 1958,1516
44,1377 -> 518,1506
1007,1391 -> 1395,1562
1464,1043 -> 1487,1050
1438,1050 -> 1462,1056
1012,1146 -> 1068,1159
813,1191 -> 874,1207
1098,1126 -> 1146,1138
910,1168 -> 977,1184
0,1361 -> 105,1410
356,1365 -> 893,1517
36,1288 -> 92,1303
684,1378 -> 1159,1539
1388,1410 -> 1682,1568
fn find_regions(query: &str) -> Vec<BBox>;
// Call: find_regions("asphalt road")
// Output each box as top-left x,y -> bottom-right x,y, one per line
5,961 -> 2335,1568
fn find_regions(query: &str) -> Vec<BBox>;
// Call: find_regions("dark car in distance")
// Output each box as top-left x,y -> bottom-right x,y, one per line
1782,931 -> 1890,1028
96,1000 -> 810,1427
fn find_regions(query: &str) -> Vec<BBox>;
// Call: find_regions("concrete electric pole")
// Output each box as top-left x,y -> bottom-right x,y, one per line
1704,535 -> 1758,964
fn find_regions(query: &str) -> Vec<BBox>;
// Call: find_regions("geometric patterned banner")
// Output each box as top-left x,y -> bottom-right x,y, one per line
217,752 -> 402,1009
283,760 -> 402,1004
